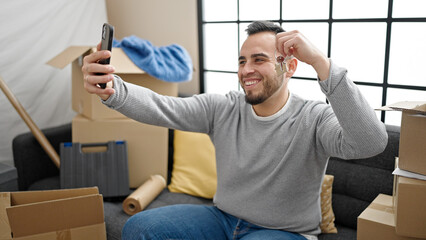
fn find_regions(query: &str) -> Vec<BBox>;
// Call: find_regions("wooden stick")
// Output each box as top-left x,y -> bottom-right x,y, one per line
0,76 -> 60,168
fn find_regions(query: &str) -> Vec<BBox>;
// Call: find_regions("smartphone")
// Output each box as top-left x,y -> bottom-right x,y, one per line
97,23 -> 114,89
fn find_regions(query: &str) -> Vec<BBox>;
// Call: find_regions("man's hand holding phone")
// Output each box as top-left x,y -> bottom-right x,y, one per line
82,23 -> 116,101
82,42 -> 116,101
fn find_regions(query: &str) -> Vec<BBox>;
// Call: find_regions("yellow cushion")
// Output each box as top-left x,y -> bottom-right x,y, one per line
168,130 -> 337,233
168,130 -> 217,199
320,174 -> 338,233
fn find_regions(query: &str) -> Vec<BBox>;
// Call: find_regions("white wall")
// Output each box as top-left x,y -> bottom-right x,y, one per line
0,0 -> 108,165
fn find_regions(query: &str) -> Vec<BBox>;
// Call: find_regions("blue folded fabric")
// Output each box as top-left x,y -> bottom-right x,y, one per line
113,36 -> 192,82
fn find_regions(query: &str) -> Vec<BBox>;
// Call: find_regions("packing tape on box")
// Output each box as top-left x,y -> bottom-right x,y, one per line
56,229 -> 71,240
369,202 -> 394,214
122,175 -> 166,215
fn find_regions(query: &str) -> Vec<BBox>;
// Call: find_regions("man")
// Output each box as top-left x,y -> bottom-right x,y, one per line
82,21 -> 387,240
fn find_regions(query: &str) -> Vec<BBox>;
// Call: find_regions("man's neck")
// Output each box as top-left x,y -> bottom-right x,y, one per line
252,87 -> 289,117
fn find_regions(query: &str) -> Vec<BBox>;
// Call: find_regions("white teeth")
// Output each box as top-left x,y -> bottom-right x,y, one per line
245,80 -> 258,86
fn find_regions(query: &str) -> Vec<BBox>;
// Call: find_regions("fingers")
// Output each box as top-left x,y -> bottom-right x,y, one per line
276,30 -> 301,58
83,50 -> 111,67
82,50 -> 115,99
277,30 -> 330,79
84,73 -> 113,91
276,30 -> 324,65
82,61 -> 115,76
82,50 -> 114,81
83,73 -> 115,99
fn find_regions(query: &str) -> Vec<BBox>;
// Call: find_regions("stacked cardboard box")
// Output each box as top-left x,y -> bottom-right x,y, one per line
358,101 -> 426,239
357,194 -> 418,240
394,174 -> 426,238
48,47 -> 177,188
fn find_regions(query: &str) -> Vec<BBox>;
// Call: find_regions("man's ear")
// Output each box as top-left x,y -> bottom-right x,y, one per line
285,58 -> 298,77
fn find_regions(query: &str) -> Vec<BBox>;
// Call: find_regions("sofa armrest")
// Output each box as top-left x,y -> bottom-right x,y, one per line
12,123 -> 71,190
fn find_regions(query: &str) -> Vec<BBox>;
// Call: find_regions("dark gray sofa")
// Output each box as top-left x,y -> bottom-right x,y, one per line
12,123 -> 400,240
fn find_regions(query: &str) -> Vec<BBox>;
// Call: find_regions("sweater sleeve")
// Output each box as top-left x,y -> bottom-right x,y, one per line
315,60 -> 388,159
101,75 -> 215,133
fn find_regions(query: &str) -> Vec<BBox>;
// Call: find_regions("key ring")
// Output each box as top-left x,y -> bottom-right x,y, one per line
274,50 -> 292,76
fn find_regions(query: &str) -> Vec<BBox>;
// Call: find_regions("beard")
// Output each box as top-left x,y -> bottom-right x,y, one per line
245,92 -> 268,105
243,76 -> 283,105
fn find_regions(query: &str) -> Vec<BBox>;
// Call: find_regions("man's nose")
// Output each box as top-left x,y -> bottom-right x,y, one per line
241,62 -> 255,75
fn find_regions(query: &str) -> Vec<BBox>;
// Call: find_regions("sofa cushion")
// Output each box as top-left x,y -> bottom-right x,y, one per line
168,130 -> 217,199
320,175 -> 337,233
318,224 -> 356,240
27,176 -> 60,191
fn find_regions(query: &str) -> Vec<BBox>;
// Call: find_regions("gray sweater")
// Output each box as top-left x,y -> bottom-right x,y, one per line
103,60 -> 388,235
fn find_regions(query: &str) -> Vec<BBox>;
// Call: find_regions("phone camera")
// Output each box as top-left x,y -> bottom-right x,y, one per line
102,25 -> 106,39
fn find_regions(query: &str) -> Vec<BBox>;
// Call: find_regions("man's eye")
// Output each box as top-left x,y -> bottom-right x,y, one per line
239,60 -> 246,65
255,58 -> 265,62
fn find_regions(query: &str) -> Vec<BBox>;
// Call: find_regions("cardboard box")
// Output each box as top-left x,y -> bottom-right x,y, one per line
394,175 -> 426,238
378,101 -> 426,175
357,194 -> 419,240
0,187 -> 105,240
399,112 -> 426,175
72,114 -> 168,188
47,46 -> 178,120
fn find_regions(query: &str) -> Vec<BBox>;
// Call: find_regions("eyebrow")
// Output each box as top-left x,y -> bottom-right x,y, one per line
238,53 -> 270,61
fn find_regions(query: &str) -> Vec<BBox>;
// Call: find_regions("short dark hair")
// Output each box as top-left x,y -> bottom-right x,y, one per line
245,21 -> 285,36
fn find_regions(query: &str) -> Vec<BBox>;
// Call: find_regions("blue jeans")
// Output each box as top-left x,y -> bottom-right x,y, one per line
122,204 -> 308,240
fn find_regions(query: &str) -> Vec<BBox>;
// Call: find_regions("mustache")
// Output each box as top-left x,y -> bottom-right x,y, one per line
240,74 -> 262,80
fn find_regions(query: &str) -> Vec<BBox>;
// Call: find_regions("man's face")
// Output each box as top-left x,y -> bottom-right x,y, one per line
238,32 -> 284,105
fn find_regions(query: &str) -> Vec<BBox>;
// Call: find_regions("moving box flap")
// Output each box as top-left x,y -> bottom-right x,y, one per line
47,46 -> 92,69
110,48 -> 145,74
6,194 -> 104,238
0,193 -> 12,239
377,101 -> 426,115
9,187 -> 99,206
46,45 -> 145,74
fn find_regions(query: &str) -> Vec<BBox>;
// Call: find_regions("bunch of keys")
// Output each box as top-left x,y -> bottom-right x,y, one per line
274,50 -> 291,76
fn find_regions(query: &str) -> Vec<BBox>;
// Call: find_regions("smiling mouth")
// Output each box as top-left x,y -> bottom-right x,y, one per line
245,80 -> 260,86
243,77 -> 262,89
